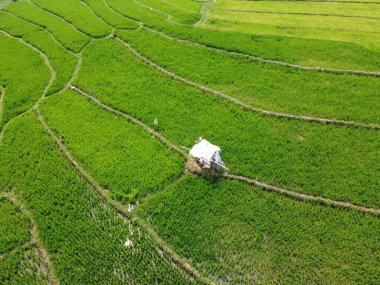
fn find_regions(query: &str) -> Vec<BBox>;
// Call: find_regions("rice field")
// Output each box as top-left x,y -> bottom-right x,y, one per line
0,0 -> 379,284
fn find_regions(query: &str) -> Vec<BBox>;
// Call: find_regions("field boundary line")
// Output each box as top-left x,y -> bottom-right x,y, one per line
142,26 -> 380,77
70,86 -> 379,216
3,193 -> 60,285
225,174 -> 380,216
34,108 -> 214,285
0,30 -> 56,143
116,37 -> 380,130
220,9 -> 380,20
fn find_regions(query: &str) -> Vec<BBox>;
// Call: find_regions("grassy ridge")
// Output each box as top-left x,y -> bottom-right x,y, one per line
0,112 -> 198,284
0,33 -> 49,128
39,90 -> 184,203
138,174 -> 380,284
74,39 -> 380,207
0,12 -> 76,95
117,28 -> 380,124
32,0 -> 112,37
82,0 -> 139,29
4,0 -> 90,52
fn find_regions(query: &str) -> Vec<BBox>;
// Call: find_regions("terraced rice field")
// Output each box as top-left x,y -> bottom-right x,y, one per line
0,0 -> 379,284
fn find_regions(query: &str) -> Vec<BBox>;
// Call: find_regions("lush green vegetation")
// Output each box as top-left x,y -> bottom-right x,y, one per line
74,39 -> 380,208
4,0 -> 90,52
0,33 -> 49,128
117,28 -> 380,124
138,174 -> 380,284
31,0 -> 112,37
0,11 -> 77,94
0,112 -> 198,284
39,90 -> 184,203
1,0 -> 379,283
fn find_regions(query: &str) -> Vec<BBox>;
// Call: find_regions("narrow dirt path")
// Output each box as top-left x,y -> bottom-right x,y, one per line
0,30 -> 56,143
70,86 -> 379,216
116,37 -> 380,130
34,107 -> 214,285
225,174 -> 380,216
142,26 -> 380,78
3,193 -> 60,285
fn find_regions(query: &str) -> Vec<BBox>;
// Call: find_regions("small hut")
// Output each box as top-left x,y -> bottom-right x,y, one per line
188,137 -> 228,172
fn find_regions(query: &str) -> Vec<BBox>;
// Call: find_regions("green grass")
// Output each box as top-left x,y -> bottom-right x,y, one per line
4,0 -> 90,52
117,28 -> 380,124
138,174 -> 380,284
82,0 -> 139,29
32,0 -> 112,37
0,12 -> 77,95
74,39 -> 380,208
0,33 -> 49,128
0,199 -> 30,253
39,90 -> 184,203
0,112 -> 199,284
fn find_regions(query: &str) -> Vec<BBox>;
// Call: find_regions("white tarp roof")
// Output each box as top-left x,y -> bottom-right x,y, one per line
189,139 -> 221,161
